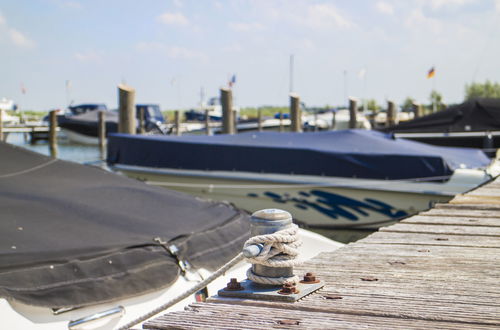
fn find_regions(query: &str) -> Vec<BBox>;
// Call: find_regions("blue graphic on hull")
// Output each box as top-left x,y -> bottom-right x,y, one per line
248,190 -> 408,222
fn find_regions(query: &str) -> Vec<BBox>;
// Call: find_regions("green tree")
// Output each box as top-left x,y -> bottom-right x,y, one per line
401,97 -> 415,112
465,80 -> 500,100
366,99 -> 380,112
429,90 -> 443,112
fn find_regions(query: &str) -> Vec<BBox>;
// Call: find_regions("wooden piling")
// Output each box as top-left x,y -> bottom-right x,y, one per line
412,102 -> 423,118
0,110 -> 3,142
279,112 -> 284,132
98,110 -> 106,157
348,97 -> 357,129
174,110 -> 181,136
205,109 -> 211,135
139,107 -> 145,134
49,110 -> 58,158
387,100 -> 396,127
118,84 -> 136,134
331,110 -> 336,130
221,88 -> 235,134
258,109 -> 263,132
233,110 -> 238,133
290,93 -> 302,133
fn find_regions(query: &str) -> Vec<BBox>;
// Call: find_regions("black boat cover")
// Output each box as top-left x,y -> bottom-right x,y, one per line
107,129 -> 490,181
0,142 -> 250,308
58,111 -> 119,137
382,98 -> 500,133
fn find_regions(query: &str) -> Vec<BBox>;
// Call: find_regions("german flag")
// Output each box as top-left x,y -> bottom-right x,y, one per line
427,67 -> 435,79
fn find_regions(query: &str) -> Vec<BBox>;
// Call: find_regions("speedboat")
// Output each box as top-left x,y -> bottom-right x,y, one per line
0,141 -> 341,329
382,98 -> 500,153
58,104 -> 168,144
107,129 -> 499,229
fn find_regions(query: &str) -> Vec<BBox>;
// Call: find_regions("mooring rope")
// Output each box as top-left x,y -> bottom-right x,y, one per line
117,225 -> 301,329
116,252 -> 245,330
244,224 -> 302,285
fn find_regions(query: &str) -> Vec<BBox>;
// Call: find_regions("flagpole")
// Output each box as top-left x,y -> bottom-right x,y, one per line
289,54 -> 294,93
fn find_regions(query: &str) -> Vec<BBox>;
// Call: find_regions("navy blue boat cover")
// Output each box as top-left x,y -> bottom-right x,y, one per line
107,130 -> 490,180
0,142 -> 250,308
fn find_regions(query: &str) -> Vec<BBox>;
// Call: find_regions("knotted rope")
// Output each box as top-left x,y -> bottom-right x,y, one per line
243,224 -> 302,285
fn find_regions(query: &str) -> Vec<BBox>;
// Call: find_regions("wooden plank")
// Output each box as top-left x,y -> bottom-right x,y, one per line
450,195 -> 500,205
357,231 -> 500,247
434,203 -> 500,211
144,303 -> 499,329
401,215 -> 500,227
379,223 -> 500,236
420,208 -> 500,218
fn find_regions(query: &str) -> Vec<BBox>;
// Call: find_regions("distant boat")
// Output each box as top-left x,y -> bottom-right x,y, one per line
107,129 -> 499,229
382,98 -> 500,154
185,96 -> 240,122
58,104 -> 169,144
0,140 -> 342,329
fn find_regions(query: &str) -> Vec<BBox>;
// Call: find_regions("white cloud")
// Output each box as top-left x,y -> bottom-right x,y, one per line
405,9 -> 442,34
228,22 -> 264,32
495,0 -> 500,12
173,0 -> 183,7
8,28 -> 35,48
74,50 -> 102,62
303,4 -> 352,29
158,12 -> 189,26
62,1 -> 82,9
136,42 -> 207,61
0,13 -> 5,25
425,0 -> 477,10
376,1 -> 394,15
222,43 -> 243,53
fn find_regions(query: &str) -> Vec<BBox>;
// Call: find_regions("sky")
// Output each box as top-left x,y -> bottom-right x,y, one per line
1,0 -> 500,111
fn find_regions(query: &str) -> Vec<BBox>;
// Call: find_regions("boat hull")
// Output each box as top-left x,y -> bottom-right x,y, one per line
112,165 -> 477,229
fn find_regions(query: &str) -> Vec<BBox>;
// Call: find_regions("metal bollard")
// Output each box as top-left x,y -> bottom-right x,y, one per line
243,209 -> 294,283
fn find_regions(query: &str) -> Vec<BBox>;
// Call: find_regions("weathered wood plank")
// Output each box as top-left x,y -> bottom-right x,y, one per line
401,215 -> 500,226
421,208 -> 500,218
144,303 -> 499,330
379,223 -> 500,236
450,195 -> 500,205
434,203 -> 500,211
355,231 -> 500,247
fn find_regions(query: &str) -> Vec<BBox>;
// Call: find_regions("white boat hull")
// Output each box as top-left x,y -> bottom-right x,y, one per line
2,229 -> 341,329
112,165 -> 493,229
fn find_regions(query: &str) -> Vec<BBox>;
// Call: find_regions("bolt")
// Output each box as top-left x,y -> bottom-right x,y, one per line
278,282 -> 298,295
300,272 -> 320,284
224,278 -> 244,291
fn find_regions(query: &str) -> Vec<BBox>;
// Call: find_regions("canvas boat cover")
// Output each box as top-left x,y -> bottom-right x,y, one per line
107,129 -> 490,181
58,111 -> 119,137
382,98 -> 500,133
0,142 -> 250,308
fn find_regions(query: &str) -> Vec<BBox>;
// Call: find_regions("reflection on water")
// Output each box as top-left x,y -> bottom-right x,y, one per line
7,132 -> 376,244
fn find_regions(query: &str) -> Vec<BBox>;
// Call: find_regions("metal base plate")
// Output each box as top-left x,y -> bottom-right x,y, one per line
216,279 -> 324,302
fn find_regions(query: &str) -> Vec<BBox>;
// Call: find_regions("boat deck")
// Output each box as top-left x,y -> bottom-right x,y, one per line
144,174 -> 500,329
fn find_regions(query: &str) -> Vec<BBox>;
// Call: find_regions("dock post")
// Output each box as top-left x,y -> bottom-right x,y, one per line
387,100 -> 396,127
139,107 -> 145,134
258,109 -> 263,132
290,93 -> 302,132
0,110 -> 3,141
118,84 -> 136,134
49,110 -> 58,158
205,109 -> 211,135
279,112 -> 284,132
349,97 -> 357,129
221,88 -> 235,134
413,102 -> 422,118
233,110 -> 238,133
98,110 -> 106,158
331,110 -> 336,130
174,110 -> 181,136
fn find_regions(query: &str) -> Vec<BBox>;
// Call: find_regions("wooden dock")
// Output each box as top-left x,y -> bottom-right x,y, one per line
144,175 -> 500,329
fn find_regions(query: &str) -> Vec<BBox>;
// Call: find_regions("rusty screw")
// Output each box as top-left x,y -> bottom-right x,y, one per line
300,272 -> 320,284
278,281 -> 298,295
224,278 -> 244,291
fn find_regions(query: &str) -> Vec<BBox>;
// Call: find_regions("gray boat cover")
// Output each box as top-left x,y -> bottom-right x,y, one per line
0,142 -> 250,308
107,129 -> 490,180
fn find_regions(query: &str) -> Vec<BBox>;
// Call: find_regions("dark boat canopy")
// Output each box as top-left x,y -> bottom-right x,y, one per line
0,142 -> 249,308
382,98 -> 500,133
107,130 -> 490,181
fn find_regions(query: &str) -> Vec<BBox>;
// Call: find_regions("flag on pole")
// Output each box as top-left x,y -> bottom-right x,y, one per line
20,82 -> 26,94
228,74 -> 236,88
427,67 -> 435,79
